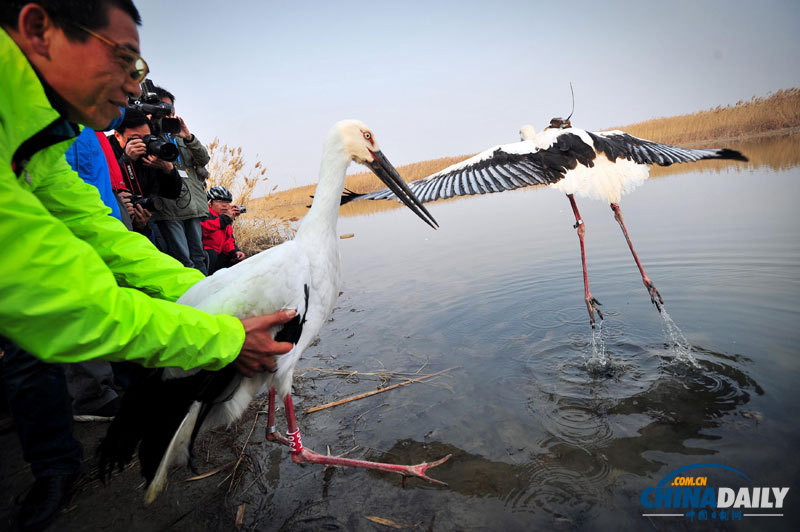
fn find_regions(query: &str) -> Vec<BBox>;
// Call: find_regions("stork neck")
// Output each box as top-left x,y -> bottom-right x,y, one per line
295,142 -> 350,242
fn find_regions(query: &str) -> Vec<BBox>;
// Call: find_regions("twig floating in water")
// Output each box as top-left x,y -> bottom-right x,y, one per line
184,461 -> 236,482
228,402 -> 265,492
363,515 -> 422,529
235,503 -> 246,530
304,366 -> 459,415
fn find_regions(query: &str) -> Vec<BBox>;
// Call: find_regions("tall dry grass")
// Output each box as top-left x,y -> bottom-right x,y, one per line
206,139 -> 294,255
615,88 -> 800,145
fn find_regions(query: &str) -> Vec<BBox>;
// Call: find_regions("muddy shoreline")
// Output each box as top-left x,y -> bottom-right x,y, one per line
1,361 -> 422,531
1,322 -> 457,532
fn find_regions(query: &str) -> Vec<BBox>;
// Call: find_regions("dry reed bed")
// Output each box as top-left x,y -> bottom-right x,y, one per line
205,139 -> 295,256
616,88 -> 800,146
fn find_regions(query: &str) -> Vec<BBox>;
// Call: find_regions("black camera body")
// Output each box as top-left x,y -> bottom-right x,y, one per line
141,134 -> 179,162
129,194 -> 157,212
128,79 -> 181,136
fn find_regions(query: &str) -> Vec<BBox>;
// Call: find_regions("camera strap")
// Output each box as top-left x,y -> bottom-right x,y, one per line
166,134 -> 183,166
122,158 -> 144,196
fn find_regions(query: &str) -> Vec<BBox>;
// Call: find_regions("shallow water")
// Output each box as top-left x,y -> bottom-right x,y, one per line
250,137 -> 800,530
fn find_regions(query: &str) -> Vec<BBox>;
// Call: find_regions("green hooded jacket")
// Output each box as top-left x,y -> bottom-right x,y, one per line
0,29 -> 244,371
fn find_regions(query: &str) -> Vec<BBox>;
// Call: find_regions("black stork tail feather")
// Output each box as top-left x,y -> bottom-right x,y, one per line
714,148 -> 749,162
97,368 -> 162,481
97,365 -> 240,486
340,188 -> 364,205
308,188 -> 364,208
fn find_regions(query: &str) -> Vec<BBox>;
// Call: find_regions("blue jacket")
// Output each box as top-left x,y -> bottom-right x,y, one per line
64,113 -> 125,220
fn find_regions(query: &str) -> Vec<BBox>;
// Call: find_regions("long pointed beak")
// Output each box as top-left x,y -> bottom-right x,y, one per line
368,150 -> 438,229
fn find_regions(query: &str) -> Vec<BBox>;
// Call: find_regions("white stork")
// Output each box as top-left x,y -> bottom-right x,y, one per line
346,117 -> 748,327
98,120 -> 447,503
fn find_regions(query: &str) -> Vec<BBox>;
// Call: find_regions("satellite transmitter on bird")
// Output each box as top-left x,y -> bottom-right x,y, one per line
99,120 -> 448,503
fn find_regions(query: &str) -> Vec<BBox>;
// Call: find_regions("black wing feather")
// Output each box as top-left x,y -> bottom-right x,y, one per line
588,131 -> 748,166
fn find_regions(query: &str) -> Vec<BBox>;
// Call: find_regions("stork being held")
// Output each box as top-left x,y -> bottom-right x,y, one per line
99,120 -> 445,503
346,117 -> 748,327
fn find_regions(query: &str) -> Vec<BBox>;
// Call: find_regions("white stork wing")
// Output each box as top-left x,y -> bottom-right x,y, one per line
354,140 -> 571,204
349,130 -> 747,205
587,130 -> 748,166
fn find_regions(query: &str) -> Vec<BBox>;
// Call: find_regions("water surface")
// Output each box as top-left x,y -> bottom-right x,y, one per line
247,136 -> 800,530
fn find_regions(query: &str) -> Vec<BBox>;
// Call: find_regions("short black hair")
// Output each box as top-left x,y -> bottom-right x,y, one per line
152,85 -> 176,104
0,1 -> 141,41
115,106 -> 149,133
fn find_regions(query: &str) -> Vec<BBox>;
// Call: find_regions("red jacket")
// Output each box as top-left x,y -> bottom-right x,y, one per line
201,207 -> 239,255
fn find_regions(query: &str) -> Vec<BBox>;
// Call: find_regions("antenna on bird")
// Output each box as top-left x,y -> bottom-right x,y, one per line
547,82 -> 574,130
565,82 -> 575,123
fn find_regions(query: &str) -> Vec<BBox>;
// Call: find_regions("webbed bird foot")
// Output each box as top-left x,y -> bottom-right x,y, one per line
643,278 -> 664,312
291,447 -> 451,487
586,295 -> 604,328
270,393 -> 450,486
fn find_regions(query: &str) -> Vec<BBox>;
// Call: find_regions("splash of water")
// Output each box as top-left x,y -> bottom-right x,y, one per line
587,321 -> 608,369
659,308 -> 700,368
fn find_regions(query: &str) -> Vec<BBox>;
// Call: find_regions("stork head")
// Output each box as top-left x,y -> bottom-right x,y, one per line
519,125 -> 536,141
334,119 -> 438,228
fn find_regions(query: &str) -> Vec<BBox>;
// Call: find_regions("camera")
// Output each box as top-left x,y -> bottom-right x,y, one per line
141,134 -> 179,161
129,194 -> 157,212
235,205 -> 247,214
127,79 -> 181,135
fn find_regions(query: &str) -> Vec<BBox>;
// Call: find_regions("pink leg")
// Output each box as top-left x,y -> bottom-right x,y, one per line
268,391 -> 450,486
610,203 -> 663,311
265,387 -> 292,447
568,194 -> 603,328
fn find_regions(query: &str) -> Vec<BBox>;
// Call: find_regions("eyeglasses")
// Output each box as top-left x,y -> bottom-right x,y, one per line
71,23 -> 149,82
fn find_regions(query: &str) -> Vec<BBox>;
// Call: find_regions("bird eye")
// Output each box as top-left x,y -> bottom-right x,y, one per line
363,132 -> 371,140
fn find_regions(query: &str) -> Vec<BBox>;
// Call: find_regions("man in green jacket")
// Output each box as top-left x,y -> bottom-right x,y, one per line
1,2 -> 292,529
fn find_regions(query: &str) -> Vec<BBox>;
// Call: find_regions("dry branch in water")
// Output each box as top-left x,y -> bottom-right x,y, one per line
363,515 -> 422,529
296,364 -> 432,386
184,461 -> 236,482
235,504 -> 246,530
227,401 -> 265,493
304,366 -> 459,415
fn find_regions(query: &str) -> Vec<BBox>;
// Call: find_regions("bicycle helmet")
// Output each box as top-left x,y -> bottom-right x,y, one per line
207,185 -> 233,202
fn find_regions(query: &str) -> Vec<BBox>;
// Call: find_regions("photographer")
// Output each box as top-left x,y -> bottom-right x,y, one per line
108,107 -> 182,236
145,85 -> 212,275
202,186 -> 246,274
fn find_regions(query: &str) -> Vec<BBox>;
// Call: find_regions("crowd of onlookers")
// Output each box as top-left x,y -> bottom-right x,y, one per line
62,83 -> 249,418
91,84 -> 246,276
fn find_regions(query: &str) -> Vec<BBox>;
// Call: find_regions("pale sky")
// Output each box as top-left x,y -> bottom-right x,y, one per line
135,0 -> 800,192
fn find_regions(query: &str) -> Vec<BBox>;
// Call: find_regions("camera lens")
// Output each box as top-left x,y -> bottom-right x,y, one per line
142,134 -> 179,162
133,195 -> 157,211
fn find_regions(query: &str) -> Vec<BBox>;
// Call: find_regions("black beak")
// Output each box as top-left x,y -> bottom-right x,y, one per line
368,150 -> 438,229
